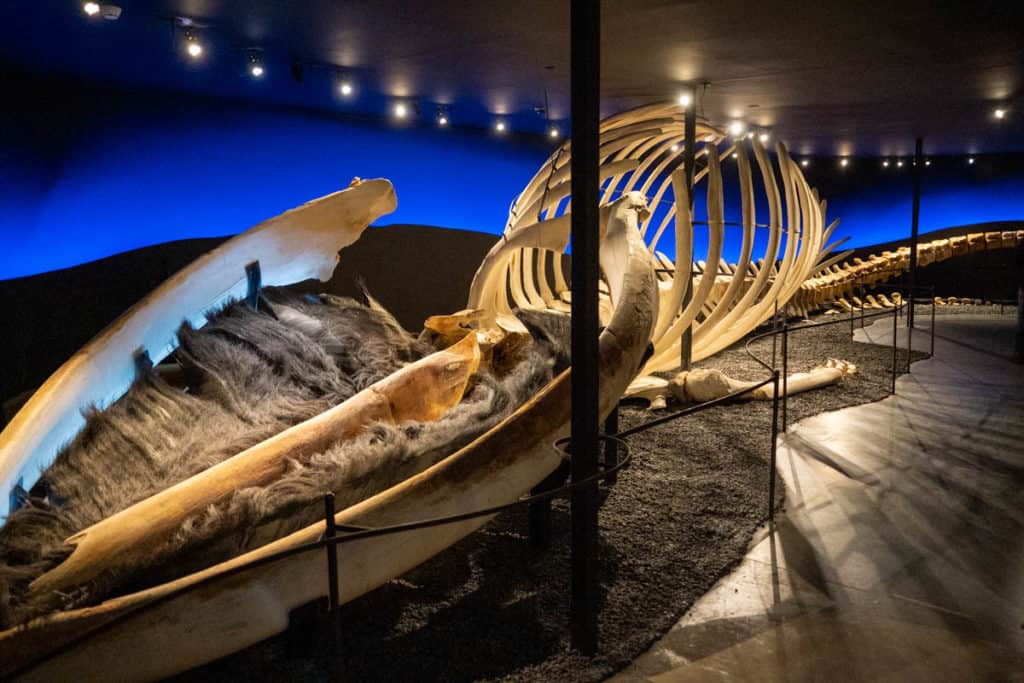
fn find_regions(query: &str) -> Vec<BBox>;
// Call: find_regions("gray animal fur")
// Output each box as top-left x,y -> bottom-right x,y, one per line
0,292 -> 565,628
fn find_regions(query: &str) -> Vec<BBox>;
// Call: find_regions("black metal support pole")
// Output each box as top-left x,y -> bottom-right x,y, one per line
1016,244 -> 1024,364
772,299 -> 779,368
906,298 -> 914,373
679,84 -> 698,371
604,406 -> 619,485
323,493 -> 344,680
891,301 -> 898,394
569,0 -> 601,656
768,370 -> 780,520
781,321 -> 789,433
908,137 -> 923,328
930,287 -> 936,358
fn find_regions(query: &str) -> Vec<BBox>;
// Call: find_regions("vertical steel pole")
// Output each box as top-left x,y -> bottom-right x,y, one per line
323,493 -> 344,680
679,84 -> 698,371
768,370 -> 780,520
891,301 -> 898,393
772,299 -> 779,368
781,321 -> 789,433
930,287 -> 936,357
569,0 -> 601,656
908,137 -> 923,328
603,407 -> 619,485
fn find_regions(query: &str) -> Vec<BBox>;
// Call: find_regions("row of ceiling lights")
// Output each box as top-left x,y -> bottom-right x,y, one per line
82,3 -> 563,139
83,4 -> 1012,150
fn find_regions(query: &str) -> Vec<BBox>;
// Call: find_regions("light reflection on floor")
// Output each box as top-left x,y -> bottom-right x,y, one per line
615,314 -> 1024,681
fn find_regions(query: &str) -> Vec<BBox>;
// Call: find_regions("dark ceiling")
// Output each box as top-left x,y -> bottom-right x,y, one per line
2,1 -> 1022,155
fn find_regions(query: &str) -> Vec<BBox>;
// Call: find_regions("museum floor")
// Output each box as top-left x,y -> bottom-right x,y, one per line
615,313 -> 1024,681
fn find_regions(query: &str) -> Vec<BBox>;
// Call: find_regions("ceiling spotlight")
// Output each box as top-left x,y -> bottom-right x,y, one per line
247,49 -> 264,78
728,121 -> 746,137
968,157 -> 976,165
732,152 -> 739,159
746,131 -> 755,139
839,158 -> 849,168
548,125 -> 560,139
495,120 -> 507,133
882,160 -> 890,168
925,159 -> 931,166
338,79 -> 354,97
758,132 -> 770,143
436,107 -> 449,127
896,160 -> 904,168
184,29 -> 203,59
801,159 -> 810,167
83,2 -> 100,15
393,102 -> 409,119
994,108 -> 1006,119
677,92 -> 691,108
670,144 -> 680,152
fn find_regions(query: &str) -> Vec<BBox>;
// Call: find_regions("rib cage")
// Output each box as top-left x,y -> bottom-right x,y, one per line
468,101 -> 845,382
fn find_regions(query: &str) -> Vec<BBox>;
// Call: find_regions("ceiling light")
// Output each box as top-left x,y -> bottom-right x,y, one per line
247,49 -> 264,78
746,131 -> 755,139
925,159 -> 931,166
83,2 -> 100,15
758,132 -> 770,143
393,102 -> 409,119
882,160 -> 890,168
896,160 -> 904,168
436,107 -> 449,127
677,92 -> 691,108
968,157 -> 976,165
728,121 -> 746,137
801,159 -> 810,167
495,120 -> 507,133
994,108 -> 1006,119
185,29 -> 202,59
732,152 -> 739,159
670,144 -> 680,152
548,125 -> 560,139
338,80 -> 354,97
839,158 -> 849,168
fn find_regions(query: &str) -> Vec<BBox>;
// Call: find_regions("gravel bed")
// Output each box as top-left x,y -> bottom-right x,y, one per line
177,313 -> 930,682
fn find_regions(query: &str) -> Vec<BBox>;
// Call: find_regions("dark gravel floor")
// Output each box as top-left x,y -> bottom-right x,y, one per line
177,313 -> 928,683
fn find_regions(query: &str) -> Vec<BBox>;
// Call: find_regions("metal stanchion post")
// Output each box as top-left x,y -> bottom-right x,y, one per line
768,370 -> 780,520
772,299 -> 779,369
781,321 -> 789,433
891,301 -> 898,394
906,292 -> 914,374
604,407 -> 619,485
323,493 -> 344,681
930,288 -> 936,357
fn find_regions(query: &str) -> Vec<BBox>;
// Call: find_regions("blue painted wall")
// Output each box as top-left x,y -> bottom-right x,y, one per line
0,76 -> 551,280
2,73 -> 1022,280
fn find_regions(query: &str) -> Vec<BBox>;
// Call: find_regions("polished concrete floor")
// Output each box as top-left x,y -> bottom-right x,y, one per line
615,314 -> 1024,682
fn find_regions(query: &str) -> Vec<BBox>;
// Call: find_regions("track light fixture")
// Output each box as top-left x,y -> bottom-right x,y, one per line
184,28 -> 202,59
82,2 -> 120,19
247,49 -> 264,78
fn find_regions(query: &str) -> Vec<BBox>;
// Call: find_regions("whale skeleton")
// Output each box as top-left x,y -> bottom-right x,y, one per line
466,101 -> 847,399
0,182 -> 657,680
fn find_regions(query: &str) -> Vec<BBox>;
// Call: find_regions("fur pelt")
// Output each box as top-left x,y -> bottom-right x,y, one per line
0,291 -> 566,628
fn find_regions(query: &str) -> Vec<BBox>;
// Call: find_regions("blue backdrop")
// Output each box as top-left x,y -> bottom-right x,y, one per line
1,77 -> 1022,280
